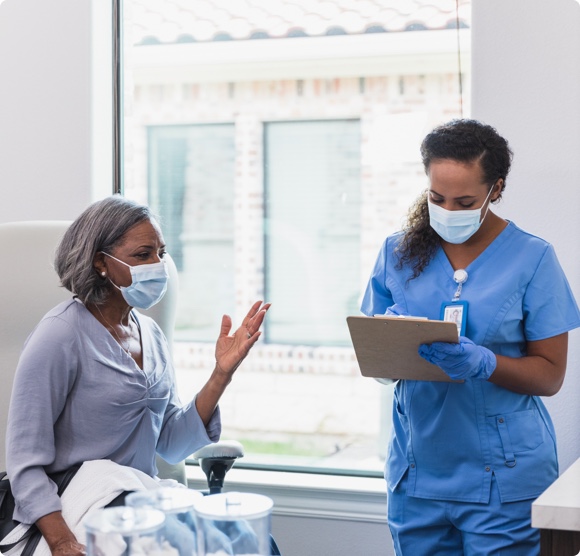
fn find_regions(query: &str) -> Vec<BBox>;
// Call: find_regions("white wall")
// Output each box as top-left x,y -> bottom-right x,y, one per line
0,0 -> 111,223
0,1 -> 579,554
472,0 -> 580,473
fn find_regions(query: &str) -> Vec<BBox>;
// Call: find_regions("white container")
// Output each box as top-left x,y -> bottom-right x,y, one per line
126,487 -> 204,555
193,492 -> 273,555
84,506 -> 166,555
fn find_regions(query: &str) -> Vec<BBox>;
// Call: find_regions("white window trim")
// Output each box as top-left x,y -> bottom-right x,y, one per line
186,466 -> 387,524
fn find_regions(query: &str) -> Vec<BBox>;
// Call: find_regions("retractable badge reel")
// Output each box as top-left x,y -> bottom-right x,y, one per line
440,269 -> 469,336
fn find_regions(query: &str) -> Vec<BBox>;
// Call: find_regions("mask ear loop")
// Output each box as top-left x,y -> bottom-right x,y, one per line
102,251 -> 131,267
479,182 -> 498,222
100,252 -> 126,291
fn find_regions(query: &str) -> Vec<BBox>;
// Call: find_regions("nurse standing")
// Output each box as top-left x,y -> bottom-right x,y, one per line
361,119 -> 580,555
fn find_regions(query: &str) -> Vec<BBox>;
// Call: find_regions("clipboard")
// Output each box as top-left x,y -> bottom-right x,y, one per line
346,315 -> 460,382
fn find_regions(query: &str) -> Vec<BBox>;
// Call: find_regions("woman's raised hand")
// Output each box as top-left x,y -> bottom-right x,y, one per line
215,300 -> 270,376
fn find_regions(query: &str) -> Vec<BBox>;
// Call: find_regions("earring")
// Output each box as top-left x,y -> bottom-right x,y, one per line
101,272 -> 106,277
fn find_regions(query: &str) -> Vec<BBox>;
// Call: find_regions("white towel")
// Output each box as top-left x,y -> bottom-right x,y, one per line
1,460 -> 179,556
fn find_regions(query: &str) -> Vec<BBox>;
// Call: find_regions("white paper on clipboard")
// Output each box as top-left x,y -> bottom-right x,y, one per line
346,315 -> 460,382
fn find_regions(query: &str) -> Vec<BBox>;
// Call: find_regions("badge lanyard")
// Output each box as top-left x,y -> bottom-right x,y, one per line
440,269 -> 469,336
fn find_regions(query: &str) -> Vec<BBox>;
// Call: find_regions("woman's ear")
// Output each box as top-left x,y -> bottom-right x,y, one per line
491,179 -> 504,202
93,251 -> 107,277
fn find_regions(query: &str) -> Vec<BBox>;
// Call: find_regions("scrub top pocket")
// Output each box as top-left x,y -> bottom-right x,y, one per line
485,408 -> 558,501
487,409 -> 544,466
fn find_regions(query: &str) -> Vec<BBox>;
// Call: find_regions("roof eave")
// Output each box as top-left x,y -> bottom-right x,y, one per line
130,28 -> 471,84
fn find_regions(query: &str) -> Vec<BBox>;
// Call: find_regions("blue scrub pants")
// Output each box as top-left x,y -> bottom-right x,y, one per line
387,474 -> 539,555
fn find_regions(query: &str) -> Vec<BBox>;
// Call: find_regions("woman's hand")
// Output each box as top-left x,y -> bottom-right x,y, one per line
36,511 -> 86,555
420,334 -> 568,396
196,301 -> 270,425
49,539 -> 87,556
418,336 -> 497,381
385,303 -> 409,317
215,300 -> 270,377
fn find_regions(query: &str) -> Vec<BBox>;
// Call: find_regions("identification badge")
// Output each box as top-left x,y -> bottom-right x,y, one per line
440,300 -> 468,336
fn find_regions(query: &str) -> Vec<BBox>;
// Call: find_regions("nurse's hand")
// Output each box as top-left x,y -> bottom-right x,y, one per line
385,303 -> 408,317
418,336 -> 497,381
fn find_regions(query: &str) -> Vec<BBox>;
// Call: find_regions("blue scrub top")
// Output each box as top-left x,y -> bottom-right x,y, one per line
361,221 -> 580,503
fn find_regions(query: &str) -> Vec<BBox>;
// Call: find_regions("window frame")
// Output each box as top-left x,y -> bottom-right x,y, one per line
113,0 -> 124,195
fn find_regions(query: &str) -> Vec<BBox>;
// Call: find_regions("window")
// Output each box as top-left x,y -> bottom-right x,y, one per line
148,124 -> 236,342
121,0 -> 471,475
264,120 -> 361,346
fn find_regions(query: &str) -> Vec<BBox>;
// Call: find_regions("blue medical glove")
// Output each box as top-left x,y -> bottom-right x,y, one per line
418,336 -> 497,381
385,303 -> 408,316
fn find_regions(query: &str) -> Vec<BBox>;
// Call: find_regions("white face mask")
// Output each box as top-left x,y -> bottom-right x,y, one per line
103,253 -> 169,309
428,186 -> 495,244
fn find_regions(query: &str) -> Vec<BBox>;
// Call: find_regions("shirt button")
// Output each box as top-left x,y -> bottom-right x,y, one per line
410,464 -> 415,468
498,418 -> 504,423
485,466 -> 491,472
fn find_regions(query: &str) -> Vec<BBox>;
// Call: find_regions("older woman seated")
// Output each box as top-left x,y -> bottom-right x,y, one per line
6,195 -> 269,556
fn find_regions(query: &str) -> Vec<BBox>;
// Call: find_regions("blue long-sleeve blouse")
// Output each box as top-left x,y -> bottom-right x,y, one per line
6,298 -> 220,524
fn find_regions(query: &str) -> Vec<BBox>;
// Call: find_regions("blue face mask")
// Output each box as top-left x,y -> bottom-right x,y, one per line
103,253 -> 169,309
428,186 -> 494,244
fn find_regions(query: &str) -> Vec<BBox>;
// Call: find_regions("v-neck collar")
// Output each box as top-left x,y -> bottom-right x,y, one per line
78,299 -> 146,372
435,220 -> 515,277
